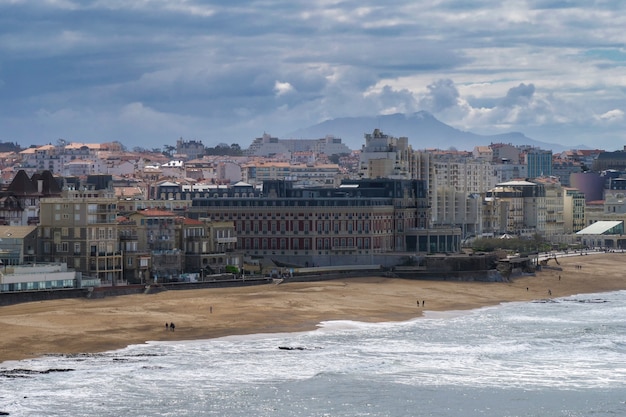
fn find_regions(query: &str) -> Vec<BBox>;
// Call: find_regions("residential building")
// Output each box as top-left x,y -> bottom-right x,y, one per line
241,161 -> 340,187
3,170 -> 62,225
563,188 -> 585,233
38,186 -> 123,285
533,177 -> 565,240
183,218 -> 241,275
246,133 -> 351,157
483,180 -> 546,236
117,215 -> 151,284
489,143 -> 520,164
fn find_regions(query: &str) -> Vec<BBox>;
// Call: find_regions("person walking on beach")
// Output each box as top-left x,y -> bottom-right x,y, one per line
165,322 -> 168,331
170,322 -> 175,332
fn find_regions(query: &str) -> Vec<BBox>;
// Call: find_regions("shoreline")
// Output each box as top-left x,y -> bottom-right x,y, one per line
2,252 -> 625,364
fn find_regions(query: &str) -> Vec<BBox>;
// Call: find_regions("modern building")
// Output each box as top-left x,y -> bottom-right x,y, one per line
0,263 -> 87,292
570,172 -> 606,202
0,225 -> 37,266
575,220 -> 626,249
526,149 -> 553,179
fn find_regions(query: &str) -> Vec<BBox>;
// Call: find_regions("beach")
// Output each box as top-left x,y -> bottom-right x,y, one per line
1,252 -> 625,363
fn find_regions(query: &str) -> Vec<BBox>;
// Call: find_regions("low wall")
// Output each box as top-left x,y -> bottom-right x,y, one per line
0,288 -> 88,306
0,278 -> 275,306
392,269 -> 508,282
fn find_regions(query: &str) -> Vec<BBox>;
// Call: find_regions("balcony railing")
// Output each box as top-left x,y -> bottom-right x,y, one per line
216,237 -> 237,243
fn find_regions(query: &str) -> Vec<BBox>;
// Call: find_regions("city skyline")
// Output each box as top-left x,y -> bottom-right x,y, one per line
1,1 -> 624,150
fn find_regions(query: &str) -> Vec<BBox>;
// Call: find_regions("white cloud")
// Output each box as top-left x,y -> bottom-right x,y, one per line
598,109 -> 625,122
274,81 -> 295,97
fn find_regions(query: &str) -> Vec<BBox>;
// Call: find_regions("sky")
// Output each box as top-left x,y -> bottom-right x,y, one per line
1,0 -> 625,151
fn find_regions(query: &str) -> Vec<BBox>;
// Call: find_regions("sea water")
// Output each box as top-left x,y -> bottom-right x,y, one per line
2,290 -> 626,417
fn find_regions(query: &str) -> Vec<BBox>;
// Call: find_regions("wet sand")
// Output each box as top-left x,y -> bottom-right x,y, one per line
1,252 -> 625,363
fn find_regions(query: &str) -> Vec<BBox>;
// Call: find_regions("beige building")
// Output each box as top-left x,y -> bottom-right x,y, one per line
533,177 -> 565,240
241,161 -> 340,187
38,187 -> 123,285
483,180 -> 546,237
563,187 -> 585,233
184,219 -> 240,275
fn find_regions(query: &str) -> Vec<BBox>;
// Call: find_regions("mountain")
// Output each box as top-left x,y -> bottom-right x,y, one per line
284,111 -> 574,152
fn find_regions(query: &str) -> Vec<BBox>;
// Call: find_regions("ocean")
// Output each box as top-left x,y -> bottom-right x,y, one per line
2,290 -> 626,417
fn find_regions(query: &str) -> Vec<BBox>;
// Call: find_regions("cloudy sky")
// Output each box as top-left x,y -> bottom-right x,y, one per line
1,0 -> 625,150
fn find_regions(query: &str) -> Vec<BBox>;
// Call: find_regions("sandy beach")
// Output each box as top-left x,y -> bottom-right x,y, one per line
1,252 -> 625,363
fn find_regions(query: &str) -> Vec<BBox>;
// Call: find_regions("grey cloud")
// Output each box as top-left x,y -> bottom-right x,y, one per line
501,83 -> 536,108
0,0 -> 625,149
419,79 -> 460,113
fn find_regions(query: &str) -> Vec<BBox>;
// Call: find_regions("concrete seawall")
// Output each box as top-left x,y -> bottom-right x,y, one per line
0,277 -> 273,306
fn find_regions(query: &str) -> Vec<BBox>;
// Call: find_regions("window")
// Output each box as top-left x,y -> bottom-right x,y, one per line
74,243 -> 81,254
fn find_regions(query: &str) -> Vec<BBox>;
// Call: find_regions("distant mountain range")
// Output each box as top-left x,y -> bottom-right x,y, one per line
285,111 -> 583,152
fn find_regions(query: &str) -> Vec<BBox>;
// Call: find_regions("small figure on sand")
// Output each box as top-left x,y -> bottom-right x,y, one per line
422,300 -> 425,307
165,322 -> 168,331
548,289 -> 552,296
170,322 -> 175,332
210,306 -> 213,314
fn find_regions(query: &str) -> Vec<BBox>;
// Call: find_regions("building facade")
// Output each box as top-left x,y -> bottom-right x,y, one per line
187,179 -> 459,267
38,187 -> 123,285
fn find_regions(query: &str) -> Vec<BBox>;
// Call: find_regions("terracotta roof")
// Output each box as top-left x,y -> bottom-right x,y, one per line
134,209 -> 176,217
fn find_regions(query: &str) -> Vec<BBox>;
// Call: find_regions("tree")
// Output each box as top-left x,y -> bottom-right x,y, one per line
163,145 -> 176,157
230,143 -> 242,154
